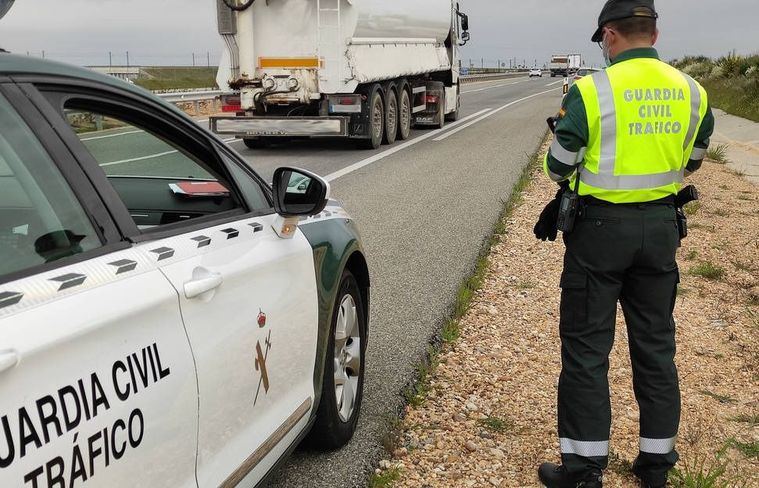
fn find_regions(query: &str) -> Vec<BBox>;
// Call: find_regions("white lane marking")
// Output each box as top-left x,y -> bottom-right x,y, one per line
101,137 -> 237,167
322,108 -> 492,182
433,87 -> 560,142
545,80 -> 565,87
462,83 -> 510,94
80,129 -> 144,141
464,76 -> 528,86
80,118 -> 210,142
100,150 -> 178,167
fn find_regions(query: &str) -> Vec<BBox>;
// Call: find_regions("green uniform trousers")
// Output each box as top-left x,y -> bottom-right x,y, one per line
558,200 -> 681,487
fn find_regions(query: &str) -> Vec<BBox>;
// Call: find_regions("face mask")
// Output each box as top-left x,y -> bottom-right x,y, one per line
601,32 -> 612,66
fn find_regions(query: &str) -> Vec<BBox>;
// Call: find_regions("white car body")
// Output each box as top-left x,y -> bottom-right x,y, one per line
529,68 -> 543,78
0,52 -> 370,488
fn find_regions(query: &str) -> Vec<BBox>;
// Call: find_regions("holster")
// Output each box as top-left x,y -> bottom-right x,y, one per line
676,207 -> 688,244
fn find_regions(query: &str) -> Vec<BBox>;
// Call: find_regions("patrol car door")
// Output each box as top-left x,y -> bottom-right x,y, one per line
0,83 -> 198,487
36,88 -> 320,487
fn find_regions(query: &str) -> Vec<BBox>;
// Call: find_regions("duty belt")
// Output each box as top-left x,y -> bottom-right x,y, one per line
580,195 -> 676,207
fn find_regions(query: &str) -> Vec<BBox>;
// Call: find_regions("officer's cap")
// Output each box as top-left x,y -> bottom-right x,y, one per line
591,0 -> 658,42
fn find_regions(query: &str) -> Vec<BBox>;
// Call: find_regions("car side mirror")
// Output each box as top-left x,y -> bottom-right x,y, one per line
461,31 -> 471,44
272,167 -> 330,217
461,14 -> 469,32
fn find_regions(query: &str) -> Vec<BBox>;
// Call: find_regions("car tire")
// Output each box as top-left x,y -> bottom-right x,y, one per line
243,137 -> 270,149
307,269 -> 366,450
358,87 -> 384,150
397,86 -> 412,141
383,88 -> 398,145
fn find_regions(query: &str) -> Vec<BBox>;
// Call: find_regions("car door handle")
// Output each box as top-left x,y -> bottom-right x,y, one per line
184,271 -> 223,299
0,350 -> 19,374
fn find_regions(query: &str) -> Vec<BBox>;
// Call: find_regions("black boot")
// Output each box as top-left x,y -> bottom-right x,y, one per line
538,463 -> 603,487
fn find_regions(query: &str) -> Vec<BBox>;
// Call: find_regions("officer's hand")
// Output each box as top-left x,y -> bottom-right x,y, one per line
534,198 -> 561,241
533,185 -> 567,242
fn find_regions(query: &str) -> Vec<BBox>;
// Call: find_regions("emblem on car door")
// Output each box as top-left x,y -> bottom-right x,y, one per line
254,330 -> 272,405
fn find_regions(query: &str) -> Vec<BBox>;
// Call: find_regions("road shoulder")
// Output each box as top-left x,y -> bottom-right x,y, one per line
372,141 -> 758,487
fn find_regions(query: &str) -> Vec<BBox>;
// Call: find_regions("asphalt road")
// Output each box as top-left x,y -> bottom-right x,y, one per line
256,77 -> 563,487
75,76 -> 564,486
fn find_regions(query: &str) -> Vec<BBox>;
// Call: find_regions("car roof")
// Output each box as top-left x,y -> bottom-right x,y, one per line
0,52 -> 170,106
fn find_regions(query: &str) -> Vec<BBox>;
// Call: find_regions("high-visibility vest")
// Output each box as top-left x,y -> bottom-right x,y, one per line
572,58 -> 709,203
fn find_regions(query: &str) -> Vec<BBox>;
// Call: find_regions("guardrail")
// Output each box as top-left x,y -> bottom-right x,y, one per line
154,73 -> 533,107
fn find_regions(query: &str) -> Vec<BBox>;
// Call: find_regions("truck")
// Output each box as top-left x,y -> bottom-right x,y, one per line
567,53 -> 583,73
549,55 -> 569,77
210,0 -> 471,149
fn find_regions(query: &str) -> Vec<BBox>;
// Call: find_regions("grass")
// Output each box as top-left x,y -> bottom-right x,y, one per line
684,250 -> 699,261
706,144 -> 731,164
134,67 -> 218,91
701,76 -> 759,123
368,467 -> 402,488
684,201 -> 702,216
727,439 -> 759,458
699,389 -> 737,404
712,207 -> 730,217
403,347 -> 439,407
689,261 -> 726,281
728,413 -> 759,426
477,416 -> 513,433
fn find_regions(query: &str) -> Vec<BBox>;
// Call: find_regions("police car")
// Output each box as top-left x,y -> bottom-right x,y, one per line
0,53 -> 370,487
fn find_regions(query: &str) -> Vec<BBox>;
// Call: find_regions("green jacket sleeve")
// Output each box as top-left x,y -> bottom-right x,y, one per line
544,84 -> 589,182
686,105 -> 715,175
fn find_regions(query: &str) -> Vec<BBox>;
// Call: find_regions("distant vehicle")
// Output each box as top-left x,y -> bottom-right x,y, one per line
550,54 -> 583,77
550,55 -> 569,77
567,54 -> 583,73
211,0 -> 471,150
529,68 -> 543,78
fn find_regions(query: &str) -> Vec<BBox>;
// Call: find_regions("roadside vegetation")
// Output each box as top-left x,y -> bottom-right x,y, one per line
671,53 -> 759,122
133,67 -> 218,91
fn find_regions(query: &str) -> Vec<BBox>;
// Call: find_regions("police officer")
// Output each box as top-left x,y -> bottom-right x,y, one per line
536,1 -> 714,487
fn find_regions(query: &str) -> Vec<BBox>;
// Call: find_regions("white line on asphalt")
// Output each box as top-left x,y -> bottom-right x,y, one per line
322,108 -> 492,182
101,137 -> 237,167
545,80 -> 565,87
462,83 -> 508,94
100,150 -> 178,167
80,130 -> 144,141
433,87 -> 561,142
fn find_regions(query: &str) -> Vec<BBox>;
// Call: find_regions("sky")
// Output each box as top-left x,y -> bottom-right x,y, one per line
0,0 -> 757,68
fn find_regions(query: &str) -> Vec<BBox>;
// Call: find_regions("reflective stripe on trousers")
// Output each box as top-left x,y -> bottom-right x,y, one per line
640,437 -> 677,455
560,438 -> 609,457
580,70 -> 702,190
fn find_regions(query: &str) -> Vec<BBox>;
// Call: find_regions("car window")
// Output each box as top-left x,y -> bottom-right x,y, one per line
0,94 -> 101,278
63,104 -> 246,231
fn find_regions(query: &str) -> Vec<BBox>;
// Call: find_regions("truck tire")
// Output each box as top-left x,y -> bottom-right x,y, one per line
383,88 -> 398,145
243,137 -> 270,149
306,269 -> 367,450
445,85 -> 460,122
358,87 -> 384,150
398,86 -> 412,141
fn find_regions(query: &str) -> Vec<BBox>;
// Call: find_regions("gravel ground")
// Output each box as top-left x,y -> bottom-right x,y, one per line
376,143 -> 759,487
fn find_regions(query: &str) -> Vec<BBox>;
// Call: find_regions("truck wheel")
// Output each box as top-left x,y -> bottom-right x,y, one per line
307,269 -> 366,450
398,88 -> 412,140
358,88 -> 384,150
383,89 -> 398,145
243,137 -> 269,149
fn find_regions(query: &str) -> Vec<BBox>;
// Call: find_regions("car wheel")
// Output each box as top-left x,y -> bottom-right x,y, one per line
398,87 -> 412,140
383,88 -> 398,145
358,87 -> 384,150
243,137 -> 269,149
307,269 -> 366,450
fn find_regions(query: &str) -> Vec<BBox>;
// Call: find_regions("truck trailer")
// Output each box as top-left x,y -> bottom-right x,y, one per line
210,0 -> 470,149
